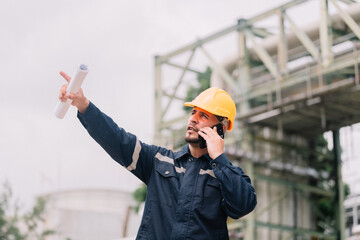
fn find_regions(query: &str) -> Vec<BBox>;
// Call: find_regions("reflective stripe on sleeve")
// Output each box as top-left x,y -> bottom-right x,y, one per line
126,138 -> 141,171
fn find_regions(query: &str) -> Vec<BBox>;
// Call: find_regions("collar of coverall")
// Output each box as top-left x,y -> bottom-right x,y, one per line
174,145 -> 212,162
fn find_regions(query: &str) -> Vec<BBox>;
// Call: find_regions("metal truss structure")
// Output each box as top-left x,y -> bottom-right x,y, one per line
154,0 -> 360,239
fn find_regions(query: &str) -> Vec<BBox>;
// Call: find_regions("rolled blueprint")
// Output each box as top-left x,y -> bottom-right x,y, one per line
55,64 -> 89,119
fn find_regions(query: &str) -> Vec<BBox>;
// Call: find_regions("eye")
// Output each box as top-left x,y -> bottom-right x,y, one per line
200,112 -> 208,119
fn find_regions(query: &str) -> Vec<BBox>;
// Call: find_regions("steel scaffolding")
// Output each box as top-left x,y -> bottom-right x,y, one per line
154,0 -> 360,239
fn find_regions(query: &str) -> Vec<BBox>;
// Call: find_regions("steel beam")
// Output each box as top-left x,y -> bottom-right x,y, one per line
247,0 -> 308,24
278,10 -> 288,74
255,221 -> 336,239
164,61 -> 203,75
329,0 -> 360,41
338,0 -> 356,3
320,0 -> 334,67
284,12 -> 320,61
245,30 -> 279,78
161,49 -> 196,119
160,25 -> 238,61
154,56 -> 163,145
254,190 -> 290,219
238,22 -> 251,114
244,159 -> 255,240
200,46 -> 238,90
332,130 -> 345,240
255,174 -> 335,197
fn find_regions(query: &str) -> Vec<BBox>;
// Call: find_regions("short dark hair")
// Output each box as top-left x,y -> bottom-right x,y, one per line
215,115 -> 229,130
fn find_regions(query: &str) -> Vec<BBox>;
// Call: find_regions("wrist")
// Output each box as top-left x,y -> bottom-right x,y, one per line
210,151 -> 223,160
78,98 -> 90,114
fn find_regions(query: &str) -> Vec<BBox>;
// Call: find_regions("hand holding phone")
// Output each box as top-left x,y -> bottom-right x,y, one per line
199,123 -> 224,149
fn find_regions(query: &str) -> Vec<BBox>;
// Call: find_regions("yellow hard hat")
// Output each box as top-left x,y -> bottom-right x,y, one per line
184,87 -> 236,131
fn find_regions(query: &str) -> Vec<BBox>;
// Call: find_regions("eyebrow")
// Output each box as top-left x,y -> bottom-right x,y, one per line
193,109 -> 209,117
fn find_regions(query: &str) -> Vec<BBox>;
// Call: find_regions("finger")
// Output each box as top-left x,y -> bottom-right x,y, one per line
210,126 -> 220,135
198,130 -> 208,139
59,84 -> 67,100
211,126 -> 218,136
59,84 -> 67,95
59,71 -> 71,83
65,93 -> 76,100
60,84 -> 67,93
200,127 -> 211,132
59,94 -> 65,102
200,127 -> 215,135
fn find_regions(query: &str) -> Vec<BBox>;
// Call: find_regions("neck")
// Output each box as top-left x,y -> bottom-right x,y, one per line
189,143 -> 208,158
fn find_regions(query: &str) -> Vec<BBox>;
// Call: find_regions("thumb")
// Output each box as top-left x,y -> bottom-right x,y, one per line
59,71 -> 71,83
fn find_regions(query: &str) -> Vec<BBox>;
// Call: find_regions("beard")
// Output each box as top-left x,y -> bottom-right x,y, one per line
184,134 -> 200,144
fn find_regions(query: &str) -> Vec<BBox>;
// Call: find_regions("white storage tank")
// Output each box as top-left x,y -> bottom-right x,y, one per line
43,189 -> 142,240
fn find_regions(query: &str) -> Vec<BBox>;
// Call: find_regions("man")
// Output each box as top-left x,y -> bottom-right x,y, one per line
58,71 -> 257,240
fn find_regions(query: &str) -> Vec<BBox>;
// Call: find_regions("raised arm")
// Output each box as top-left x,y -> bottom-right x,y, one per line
57,71 -> 158,183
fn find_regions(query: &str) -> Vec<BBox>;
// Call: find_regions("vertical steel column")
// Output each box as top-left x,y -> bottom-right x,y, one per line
154,56 -> 163,146
277,10 -> 288,76
332,130 -> 345,240
244,130 -> 256,240
293,189 -> 298,240
237,19 -> 251,115
353,204 -> 358,226
244,158 -> 255,240
320,0 -> 333,67
353,43 -> 359,85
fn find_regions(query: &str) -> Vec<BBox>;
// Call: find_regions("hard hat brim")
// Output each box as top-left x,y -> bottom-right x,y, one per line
184,102 -> 195,107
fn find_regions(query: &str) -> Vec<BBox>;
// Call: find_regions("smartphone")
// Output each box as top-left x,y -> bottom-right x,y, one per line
199,123 -> 224,149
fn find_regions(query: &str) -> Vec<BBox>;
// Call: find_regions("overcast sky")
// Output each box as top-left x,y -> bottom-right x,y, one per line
1,0 -> 359,210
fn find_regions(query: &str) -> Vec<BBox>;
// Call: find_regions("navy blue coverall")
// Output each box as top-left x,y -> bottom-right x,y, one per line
78,102 -> 257,240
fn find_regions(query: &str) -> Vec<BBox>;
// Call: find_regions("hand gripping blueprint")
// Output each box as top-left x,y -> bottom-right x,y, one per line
55,64 -> 89,119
